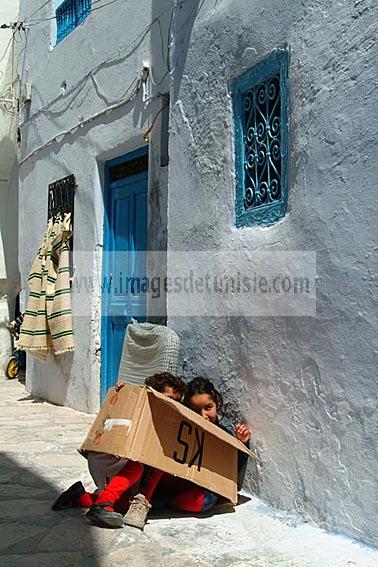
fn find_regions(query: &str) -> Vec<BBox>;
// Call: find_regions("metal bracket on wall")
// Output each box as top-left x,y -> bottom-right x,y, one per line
160,94 -> 170,167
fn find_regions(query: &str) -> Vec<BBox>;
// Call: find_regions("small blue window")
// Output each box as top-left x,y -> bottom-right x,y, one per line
56,0 -> 91,43
233,50 -> 289,228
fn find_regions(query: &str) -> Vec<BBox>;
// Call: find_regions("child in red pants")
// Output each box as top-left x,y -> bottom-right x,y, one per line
123,376 -> 251,529
51,372 -> 185,528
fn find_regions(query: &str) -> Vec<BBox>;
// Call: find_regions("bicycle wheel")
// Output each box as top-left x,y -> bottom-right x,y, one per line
4,356 -> 19,379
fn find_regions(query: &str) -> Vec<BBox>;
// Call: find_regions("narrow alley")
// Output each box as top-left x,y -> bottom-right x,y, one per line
0,379 -> 376,567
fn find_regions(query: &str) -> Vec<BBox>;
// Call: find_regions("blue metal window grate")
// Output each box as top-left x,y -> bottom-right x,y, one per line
56,0 -> 91,43
233,51 -> 289,228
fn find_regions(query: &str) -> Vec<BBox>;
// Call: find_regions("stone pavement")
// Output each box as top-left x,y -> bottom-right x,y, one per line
0,378 -> 377,567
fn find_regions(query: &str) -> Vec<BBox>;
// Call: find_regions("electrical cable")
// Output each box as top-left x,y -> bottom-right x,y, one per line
17,0 -> 190,156
6,27 -> 29,108
15,0 -> 194,112
26,0 -> 51,21
0,29 -> 15,66
17,27 -> 28,73
89,0 -> 122,15
166,2 -> 177,74
174,0 -> 206,38
20,71 -> 144,165
0,24 -> 26,116
164,0 -> 205,79
143,100 -> 169,141
0,31 -> 18,114
149,68 -> 169,88
0,79 -> 17,114
0,100 -> 17,115
25,0 -> 122,25
22,3 -> 174,120
89,72 -> 139,105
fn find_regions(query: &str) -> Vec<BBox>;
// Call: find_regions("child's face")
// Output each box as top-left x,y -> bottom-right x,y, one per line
162,386 -> 182,401
188,393 -> 218,423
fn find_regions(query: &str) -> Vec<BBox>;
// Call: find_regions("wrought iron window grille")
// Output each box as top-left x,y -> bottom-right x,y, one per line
233,50 -> 289,228
48,174 -> 75,281
48,174 -> 75,223
56,0 -> 91,44
108,154 -> 148,182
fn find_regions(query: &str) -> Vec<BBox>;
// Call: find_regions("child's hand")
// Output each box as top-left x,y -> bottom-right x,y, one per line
235,423 -> 251,444
115,383 -> 125,392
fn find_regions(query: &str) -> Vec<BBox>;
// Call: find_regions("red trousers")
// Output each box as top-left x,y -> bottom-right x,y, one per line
78,463 -> 217,514
150,472 -> 219,513
78,460 -> 143,512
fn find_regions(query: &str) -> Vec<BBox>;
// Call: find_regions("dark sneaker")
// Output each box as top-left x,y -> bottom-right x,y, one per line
86,503 -> 124,529
52,481 -> 85,510
123,493 -> 151,530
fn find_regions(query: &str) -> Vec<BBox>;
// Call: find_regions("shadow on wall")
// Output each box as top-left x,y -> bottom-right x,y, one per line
0,453 -> 100,565
0,138 -> 20,319
151,0 -> 204,105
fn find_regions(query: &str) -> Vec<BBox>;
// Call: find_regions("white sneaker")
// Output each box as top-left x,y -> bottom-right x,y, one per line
123,493 -> 152,530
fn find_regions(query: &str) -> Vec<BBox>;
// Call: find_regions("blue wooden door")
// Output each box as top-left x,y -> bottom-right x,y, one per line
101,148 -> 148,399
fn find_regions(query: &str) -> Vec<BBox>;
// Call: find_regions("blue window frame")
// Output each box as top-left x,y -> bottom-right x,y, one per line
233,50 -> 289,228
56,0 -> 91,43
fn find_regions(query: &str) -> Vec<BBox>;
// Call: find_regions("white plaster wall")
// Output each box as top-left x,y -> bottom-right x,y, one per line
0,0 -> 20,370
18,0 -> 171,411
167,0 -> 377,545
0,1 -> 18,79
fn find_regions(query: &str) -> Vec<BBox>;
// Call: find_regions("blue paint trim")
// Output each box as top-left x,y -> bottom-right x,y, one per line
105,146 -> 148,169
100,145 -> 148,402
232,50 -> 289,228
56,0 -> 91,44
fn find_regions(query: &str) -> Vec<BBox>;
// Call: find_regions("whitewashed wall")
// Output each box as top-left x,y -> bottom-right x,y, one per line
167,0 -> 377,545
0,1 -> 18,78
17,0 -> 377,545
18,0 -> 171,411
0,0 -> 20,371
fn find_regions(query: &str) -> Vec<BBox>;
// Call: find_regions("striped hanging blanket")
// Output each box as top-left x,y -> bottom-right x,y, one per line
18,213 -> 74,359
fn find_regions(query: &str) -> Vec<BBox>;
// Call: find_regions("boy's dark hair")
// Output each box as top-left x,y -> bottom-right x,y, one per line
144,372 -> 185,396
183,377 -> 223,409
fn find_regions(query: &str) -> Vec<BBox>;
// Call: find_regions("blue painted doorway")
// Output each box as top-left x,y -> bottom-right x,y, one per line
101,147 -> 148,400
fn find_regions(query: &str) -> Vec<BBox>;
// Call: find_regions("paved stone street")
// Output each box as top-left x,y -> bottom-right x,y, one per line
0,378 -> 376,567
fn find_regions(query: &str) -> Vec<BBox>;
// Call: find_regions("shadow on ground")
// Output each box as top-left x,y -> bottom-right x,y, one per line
0,452 -> 249,566
17,394 -> 45,404
149,493 -> 250,521
0,453 -> 101,566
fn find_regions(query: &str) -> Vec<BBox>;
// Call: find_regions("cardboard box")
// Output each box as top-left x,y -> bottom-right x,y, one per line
80,384 -> 255,504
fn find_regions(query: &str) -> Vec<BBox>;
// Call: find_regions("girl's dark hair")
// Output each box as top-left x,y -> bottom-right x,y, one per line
183,377 -> 223,409
144,372 -> 185,396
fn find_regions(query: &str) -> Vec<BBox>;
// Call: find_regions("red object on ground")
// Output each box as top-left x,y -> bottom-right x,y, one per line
78,492 -> 95,508
95,460 -> 143,511
172,486 -> 206,512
